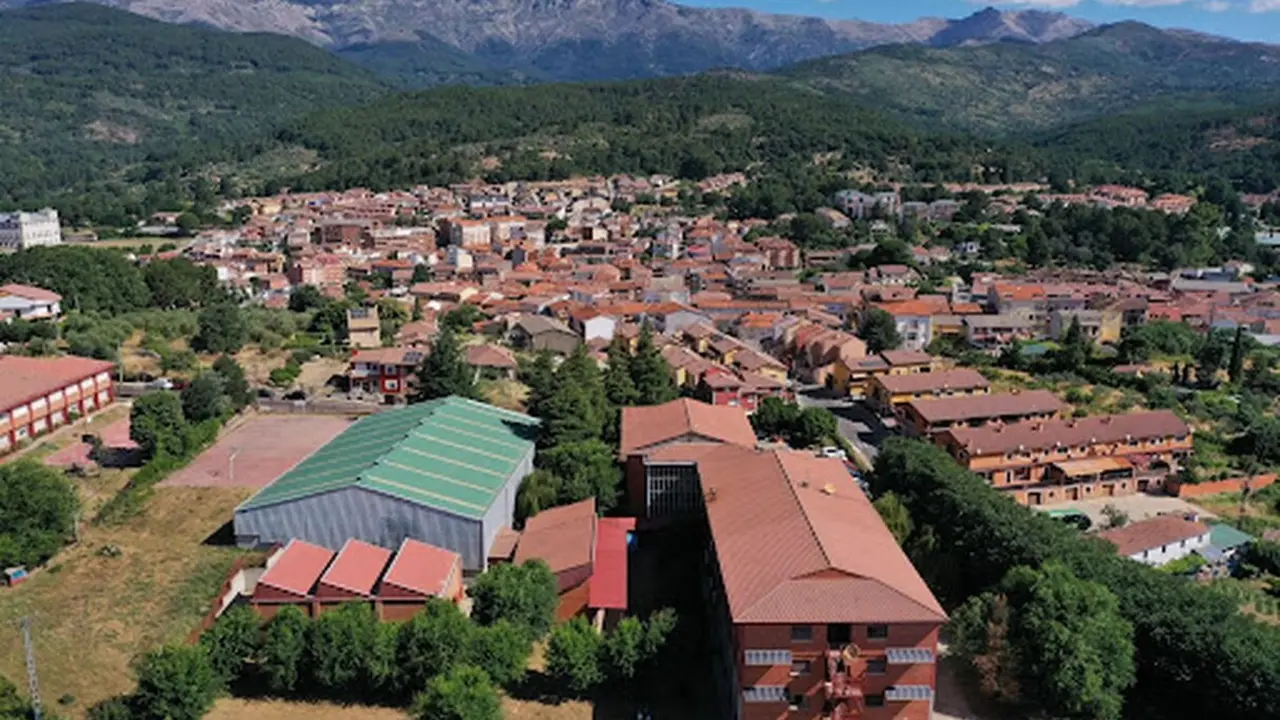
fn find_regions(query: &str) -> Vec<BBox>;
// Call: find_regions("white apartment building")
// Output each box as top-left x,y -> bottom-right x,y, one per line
0,209 -> 62,253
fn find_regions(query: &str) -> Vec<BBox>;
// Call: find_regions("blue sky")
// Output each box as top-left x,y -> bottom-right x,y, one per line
677,0 -> 1280,42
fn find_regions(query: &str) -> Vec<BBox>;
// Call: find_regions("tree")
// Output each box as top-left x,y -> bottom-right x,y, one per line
132,645 -> 220,720
411,265 -> 431,284
193,303 -> 248,354
1229,325 -> 1247,384
751,396 -> 801,439
1100,503 -> 1129,530
469,620 -> 532,687
212,354 -> 252,410
410,665 -> 501,720
259,606 -> 308,694
130,391 -> 188,459
396,598 -> 476,692
441,304 -> 484,334
307,602 -> 381,693
180,372 -> 226,424
1196,329 -> 1234,386
629,323 -> 677,405
790,407 -> 838,448
200,605 -> 260,686
520,352 -> 557,419
603,335 -> 639,407
873,491 -> 914,545
1054,316 -> 1091,372
515,469 -> 561,525
1241,416 -> 1280,464
289,285 -> 327,313
537,440 -> 623,512
537,346 -> 609,448
602,617 -> 645,681
858,308 -> 902,354
546,617 -> 603,694
0,460 -> 79,568
469,560 -> 559,640
415,327 -> 476,401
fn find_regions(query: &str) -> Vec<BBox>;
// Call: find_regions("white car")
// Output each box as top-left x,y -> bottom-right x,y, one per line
820,446 -> 847,460
147,378 -> 174,390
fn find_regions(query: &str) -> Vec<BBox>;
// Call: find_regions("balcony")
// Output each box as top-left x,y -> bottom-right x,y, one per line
885,647 -> 935,664
824,647 -> 865,703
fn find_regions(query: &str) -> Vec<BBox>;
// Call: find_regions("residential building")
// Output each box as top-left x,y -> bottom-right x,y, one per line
962,314 -> 1039,351
694,446 -> 946,720
1049,308 -> 1122,345
0,209 -> 61,253
509,314 -> 580,355
0,284 -> 61,321
441,218 -> 493,249
347,306 -> 382,349
1098,515 -> 1210,567
0,356 -> 115,455
873,301 -> 937,351
696,367 -> 788,413
464,343 -> 517,380
901,390 -> 1064,437
832,350 -> 934,398
867,369 -> 990,417
937,411 -> 1193,506
348,347 -> 425,403
234,397 -> 538,571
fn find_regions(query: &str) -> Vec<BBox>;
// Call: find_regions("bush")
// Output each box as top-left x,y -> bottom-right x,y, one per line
306,603 -> 383,694
0,460 -> 80,568
200,605 -> 261,686
132,645 -> 220,720
410,665 -> 501,720
260,606 -> 308,694
469,560 -> 558,640
545,617 -> 602,695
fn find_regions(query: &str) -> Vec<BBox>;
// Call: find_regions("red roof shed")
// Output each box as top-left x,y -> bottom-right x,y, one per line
377,538 -> 462,601
589,517 -> 634,611
315,539 -> 393,601
253,539 -> 334,603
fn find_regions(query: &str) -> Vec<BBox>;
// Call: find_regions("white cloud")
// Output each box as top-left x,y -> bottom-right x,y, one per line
975,0 -> 1084,8
1100,0 -> 1197,6
1250,0 -> 1280,10
1201,0 -> 1232,10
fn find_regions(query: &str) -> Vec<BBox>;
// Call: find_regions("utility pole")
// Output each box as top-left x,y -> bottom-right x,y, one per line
228,448 -> 241,485
21,617 -> 42,720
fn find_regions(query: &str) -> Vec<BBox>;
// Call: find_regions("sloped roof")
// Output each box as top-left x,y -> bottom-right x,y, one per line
237,396 -> 538,520
257,539 -> 334,599
514,498 -> 597,574
1099,515 -> 1209,557
907,390 -> 1064,425
619,398 -> 757,457
319,539 -> 393,597
0,356 -> 114,412
378,538 -> 460,598
699,447 -> 945,624
946,410 -> 1190,456
874,368 -> 990,395
589,517 -> 635,611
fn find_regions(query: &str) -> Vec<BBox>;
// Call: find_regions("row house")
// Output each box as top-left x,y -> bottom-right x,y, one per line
937,411 -> 1193,506
831,350 -> 935,399
696,366 -> 788,413
0,356 -> 115,454
900,389 -> 1064,438
962,314 -> 1039,351
868,368 -> 990,419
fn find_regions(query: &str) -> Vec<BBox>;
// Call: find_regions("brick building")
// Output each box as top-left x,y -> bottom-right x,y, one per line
348,347 -> 425,403
0,356 -> 115,455
901,389 -> 1064,437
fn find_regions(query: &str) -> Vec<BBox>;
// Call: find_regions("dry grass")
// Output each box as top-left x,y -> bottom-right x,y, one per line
0,485 -> 255,718
207,699 -> 407,720
479,378 -> 530,412
503,696 -> 593,720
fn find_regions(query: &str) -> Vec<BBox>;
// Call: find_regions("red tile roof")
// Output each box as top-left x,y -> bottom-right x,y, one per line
874,368 -> 990,395
318,539 -> 393,597
514,498 -> 597,575
257,539 -> 335,599
0,356 -> 115,413
378,538 -> 461,599
699,447 -> 946,624
619,398 -> 757,457
906,390 -> 1064,425
1098,515 -> 1209,557
945,410 -> 1190,456
0,283 -> 61,302
589,517 -> 634,610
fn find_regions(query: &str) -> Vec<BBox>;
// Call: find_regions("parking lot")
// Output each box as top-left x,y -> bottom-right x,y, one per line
1034,492 -> 1216,529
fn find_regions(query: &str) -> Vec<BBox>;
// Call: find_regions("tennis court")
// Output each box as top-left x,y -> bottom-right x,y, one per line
161,415 -> 352,489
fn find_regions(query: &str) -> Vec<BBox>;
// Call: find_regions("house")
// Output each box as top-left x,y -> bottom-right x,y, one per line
938,411 -> 1193,506
873,300 -> 939,351
1098,514 -> 1209,567
348,347 -> 425,403
1049,308 -> 1122,345
619,398 -> 757,518
696,367 -> 788,413
347,306 -> 382,349
464,343 -> 518,380
509,314 -> 581,355
0,284 -> 61,321
901,390 -> 1064,437
963,314 -> 1040,351
234,397 -> 538,571
867,369 -> 990,418
693,446 -> 945,720
866,265 -> 919,287
502,498 -> 633,624
0,356 -> 115,455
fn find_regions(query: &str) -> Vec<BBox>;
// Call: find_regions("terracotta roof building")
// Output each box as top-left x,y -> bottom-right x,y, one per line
694,446 -> 945,719
1098,514 -> 1210,567
868,368 -> 990,417
0,355 -> 116,455
901,389 -> 1064,437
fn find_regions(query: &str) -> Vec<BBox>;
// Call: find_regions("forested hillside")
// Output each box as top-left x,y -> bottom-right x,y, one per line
779,22 -> 1280,134
0,3 -> 387,221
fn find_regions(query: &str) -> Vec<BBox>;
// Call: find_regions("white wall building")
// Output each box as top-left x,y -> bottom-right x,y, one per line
0,209 -> 62,253
1098,514 -> 1210,567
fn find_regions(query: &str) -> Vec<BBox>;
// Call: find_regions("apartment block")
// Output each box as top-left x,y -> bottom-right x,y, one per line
0,356 -> 115,454
901,389 -> 1064,437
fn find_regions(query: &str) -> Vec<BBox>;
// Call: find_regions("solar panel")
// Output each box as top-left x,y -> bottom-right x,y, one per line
886,647 -> 935,664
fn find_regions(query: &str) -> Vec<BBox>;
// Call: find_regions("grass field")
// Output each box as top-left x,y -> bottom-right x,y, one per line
0,485 -> 255,718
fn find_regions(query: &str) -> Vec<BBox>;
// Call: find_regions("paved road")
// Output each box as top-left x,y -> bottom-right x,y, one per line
796,386 -> 889,464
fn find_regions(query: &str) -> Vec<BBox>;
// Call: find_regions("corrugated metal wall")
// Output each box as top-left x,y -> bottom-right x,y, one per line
482,445 -> 533,562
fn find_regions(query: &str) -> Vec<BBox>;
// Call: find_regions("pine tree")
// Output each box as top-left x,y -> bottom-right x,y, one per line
629,323 -> 677,406
521,351 -> 557,418
1229,325 -> 1246,384
415,327 -> 477,401
603,335 -> 639,407
538,346 -> 608,448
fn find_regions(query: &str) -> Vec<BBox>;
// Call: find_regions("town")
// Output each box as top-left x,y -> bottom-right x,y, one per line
2,170 -> 1280,720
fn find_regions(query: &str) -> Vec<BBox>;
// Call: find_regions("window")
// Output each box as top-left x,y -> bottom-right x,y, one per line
866,694 -> 885,708
867,658 -> 887,674
790,625 -> 812,642
742,686 -> 787,703
744,649 -> 791,666
789,694 -> 808,711
790,660 -> 811,676
867,625 -> 890,641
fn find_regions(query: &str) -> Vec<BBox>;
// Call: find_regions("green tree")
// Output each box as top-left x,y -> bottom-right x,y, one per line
143,258 -> 220,310
520,352 -> 557,419
537,440 -> 622,512
1196,329 -> 1234,386
0,460 -> 79,568
858,308 -> 902,354
410,664 -> 501,720
193,303 -> 248,354
469,620 -> 532,687
441,304 -> 485,333
199,604 -> 260,686
603,335 -> 639,407
259,606 -> 308,694
129,391 -> 188,459
1229,325 -> 1247,384
546,617 -> 603,695
537,346 -> 609,448
469,560 -> 559,640
396,598 -> 476,692
790,407 -> 838,448
415,327 -> 476,401
307,603 -> 380,693
750,396 -> 801,439
212,354 -> 253,410
602,616 -> 645,681
629,324 -> 677,405
515,469 -> 562,526
288,285 -> 327,313
0,676 -> 31,719
132,645 -> 220,720
873,491 -> 914,545
180,372 -> 226,423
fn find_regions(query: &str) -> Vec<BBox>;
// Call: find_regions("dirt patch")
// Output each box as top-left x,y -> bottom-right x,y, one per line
0,486 -> 254,718
161,414 -> 351,489
207,699 -> 407,720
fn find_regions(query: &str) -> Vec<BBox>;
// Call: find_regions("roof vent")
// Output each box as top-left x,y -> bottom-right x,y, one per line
821,483 -> 837,496
705,487 -> 717,503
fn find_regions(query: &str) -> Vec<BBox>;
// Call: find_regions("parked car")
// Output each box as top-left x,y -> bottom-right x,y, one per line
820,446 -> 847,460
147,378 -> 174,390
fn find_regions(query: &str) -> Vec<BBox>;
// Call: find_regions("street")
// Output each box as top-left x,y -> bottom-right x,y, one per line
796,385 -> 889,464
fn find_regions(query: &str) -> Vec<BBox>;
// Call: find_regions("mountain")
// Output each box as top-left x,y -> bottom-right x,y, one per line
779,22 -> 1280,134
0,3 -> 388,215
0,0 -> 1094,84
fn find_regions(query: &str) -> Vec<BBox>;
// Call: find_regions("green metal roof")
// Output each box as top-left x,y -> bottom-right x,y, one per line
237,397 -> 539,519
1209,522 -> 1254,550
